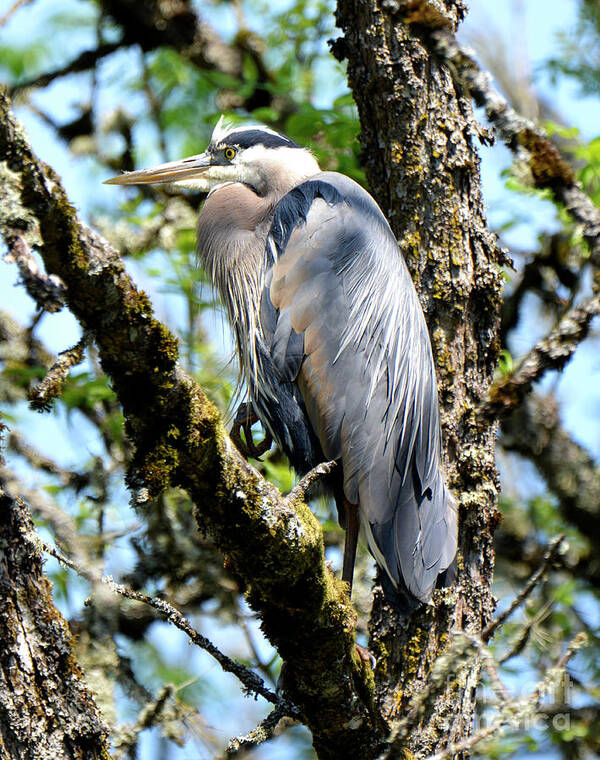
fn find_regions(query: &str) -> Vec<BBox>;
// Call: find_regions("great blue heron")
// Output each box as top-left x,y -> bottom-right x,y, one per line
106,117 -> 457,614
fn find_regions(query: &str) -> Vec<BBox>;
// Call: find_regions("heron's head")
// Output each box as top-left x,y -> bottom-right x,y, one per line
105,116 -> 320,197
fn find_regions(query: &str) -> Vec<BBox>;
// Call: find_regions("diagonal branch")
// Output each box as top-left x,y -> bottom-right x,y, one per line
226,702 -> 297,756
28,332 -> 88,411
482,534 -> 566,642
39,537 -> 287,708
3,230 -> 66,311
481,291 -> 600,419
97,0 -> 281,114
427,26 -> 600,265
501,393 -> 600,549
0,89 -> 382,759
10,42 -> 122,95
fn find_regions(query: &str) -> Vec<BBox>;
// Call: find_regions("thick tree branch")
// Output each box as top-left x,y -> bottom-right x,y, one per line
0,89 -> 382,759
333,1 -> 502,757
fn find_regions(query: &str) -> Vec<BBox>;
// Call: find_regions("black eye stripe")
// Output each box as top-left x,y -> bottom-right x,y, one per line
221,130 -> 300,150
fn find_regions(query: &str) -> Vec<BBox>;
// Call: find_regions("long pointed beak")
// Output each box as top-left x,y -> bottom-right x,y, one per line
104,152 -> 213,185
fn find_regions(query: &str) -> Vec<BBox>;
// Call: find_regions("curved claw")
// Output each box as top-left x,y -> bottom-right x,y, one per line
355,644 -> 376,670
230,402 -> 273,460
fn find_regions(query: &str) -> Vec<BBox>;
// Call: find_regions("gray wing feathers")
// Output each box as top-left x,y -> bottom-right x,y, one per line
265,172 -> 456,604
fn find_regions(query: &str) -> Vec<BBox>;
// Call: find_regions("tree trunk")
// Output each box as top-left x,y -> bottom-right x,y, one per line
334,0 -> 503,755
0,486 -> 110,760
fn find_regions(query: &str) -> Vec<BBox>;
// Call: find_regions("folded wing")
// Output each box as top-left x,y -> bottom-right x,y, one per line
258,172 -> 457,607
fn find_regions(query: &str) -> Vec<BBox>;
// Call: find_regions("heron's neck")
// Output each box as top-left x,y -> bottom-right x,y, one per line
196,182 -> 277,286
196,183 -> 281,386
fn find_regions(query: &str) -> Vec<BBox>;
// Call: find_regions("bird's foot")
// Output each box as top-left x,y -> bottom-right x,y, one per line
355,644 -> 376,669
230,402 -> 273,459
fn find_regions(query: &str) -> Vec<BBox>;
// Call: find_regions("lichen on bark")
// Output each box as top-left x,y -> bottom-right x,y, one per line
1,0 -> 505,745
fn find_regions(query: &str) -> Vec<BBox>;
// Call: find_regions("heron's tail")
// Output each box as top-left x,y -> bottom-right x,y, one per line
368,469 -> 458,615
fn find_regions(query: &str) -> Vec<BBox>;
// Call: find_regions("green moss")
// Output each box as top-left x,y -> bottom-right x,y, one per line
139,442 -> 180,494
520,128 -> 576,190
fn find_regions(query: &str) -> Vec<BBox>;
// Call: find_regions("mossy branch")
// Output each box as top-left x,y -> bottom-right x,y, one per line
0,89 -> 383,759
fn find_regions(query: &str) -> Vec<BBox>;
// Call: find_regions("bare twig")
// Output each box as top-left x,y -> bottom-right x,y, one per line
0,0 -> 32,27
3,231 -> 65,312
226,702 -> 299,756
483,534 -> 566,642
11,42 -> 122,95
496,603 -> 547,665
237,605 -> 277,687
501,393 -> 600,553
481,292 -> 600,419
27,333 -> 88,412
8,430 -> 92,489
40,538 -> 293,710
284,460 -> 338,505
423,633 -> 587,760
113,684 -> 174,759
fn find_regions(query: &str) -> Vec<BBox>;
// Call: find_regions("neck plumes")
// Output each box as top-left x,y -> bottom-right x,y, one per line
196,167 -> 316,393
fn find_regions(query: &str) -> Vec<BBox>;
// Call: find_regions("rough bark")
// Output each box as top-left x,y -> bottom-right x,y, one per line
0,486 -> 110,760
333,0 -> 502,755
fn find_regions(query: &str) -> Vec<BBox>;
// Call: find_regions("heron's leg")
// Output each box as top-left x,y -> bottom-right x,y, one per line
341,500 -> 376,668
342,499 -> 360,593
230,402 -> 273,459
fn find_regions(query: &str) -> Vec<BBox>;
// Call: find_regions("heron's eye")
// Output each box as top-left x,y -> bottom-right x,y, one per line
224,147 -> 237,161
